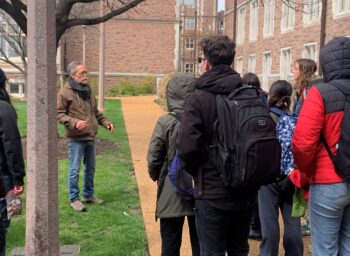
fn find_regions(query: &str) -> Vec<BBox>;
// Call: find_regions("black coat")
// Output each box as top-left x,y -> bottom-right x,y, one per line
176,65 -> 256,199
0,100 -> 25,197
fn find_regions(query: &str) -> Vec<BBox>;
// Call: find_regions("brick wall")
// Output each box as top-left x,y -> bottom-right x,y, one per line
64,0 -> 178,82
224,0 -> 350,90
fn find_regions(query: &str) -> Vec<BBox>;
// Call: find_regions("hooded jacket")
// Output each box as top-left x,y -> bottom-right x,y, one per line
147,73 -> 196,219
0,99 -> 25,197
57,82 -> 111,140
176,65 -> 257,200
292,37 -> 350,184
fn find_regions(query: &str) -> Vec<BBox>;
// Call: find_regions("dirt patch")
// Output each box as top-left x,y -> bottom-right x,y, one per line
21,138 -> 118,160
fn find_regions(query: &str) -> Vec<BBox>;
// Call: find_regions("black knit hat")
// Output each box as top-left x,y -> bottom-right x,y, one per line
0,68 -> 6,85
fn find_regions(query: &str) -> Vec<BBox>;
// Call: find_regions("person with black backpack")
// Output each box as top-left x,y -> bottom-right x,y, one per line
176,35 -> 280,255
147,73 -> 200,256
259,80 -> 303,256
292,37 -> 350,255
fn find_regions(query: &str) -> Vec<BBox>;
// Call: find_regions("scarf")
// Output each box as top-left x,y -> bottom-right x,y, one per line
68,76 -> 91,101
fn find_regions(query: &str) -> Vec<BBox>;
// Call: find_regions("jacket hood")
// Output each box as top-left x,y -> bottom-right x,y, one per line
195,65 -> 242,94
320,37 -> 350,82
167,73 -> 196,113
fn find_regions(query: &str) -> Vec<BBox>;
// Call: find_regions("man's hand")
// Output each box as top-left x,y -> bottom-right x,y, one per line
8,185 -> 24,196
75,120 -> 88,130
107,123 -> 114,133
14,185 -> 24,195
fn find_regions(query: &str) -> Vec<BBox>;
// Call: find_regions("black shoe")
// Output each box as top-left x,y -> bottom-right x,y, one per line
248,229 -> 262,241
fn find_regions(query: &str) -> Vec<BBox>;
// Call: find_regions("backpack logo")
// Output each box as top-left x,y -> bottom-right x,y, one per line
167,152 -> 194,200
210,86 -> 281,190
270,107 -> 298,176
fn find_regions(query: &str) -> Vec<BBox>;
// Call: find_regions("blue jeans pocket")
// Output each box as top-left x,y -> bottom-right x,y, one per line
315,183 -> 349,200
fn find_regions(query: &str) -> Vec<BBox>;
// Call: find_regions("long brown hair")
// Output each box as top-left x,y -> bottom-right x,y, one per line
294,59 -> 317,92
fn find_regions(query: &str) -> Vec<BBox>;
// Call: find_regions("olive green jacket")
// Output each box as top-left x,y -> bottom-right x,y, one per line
57,83 -> 111,140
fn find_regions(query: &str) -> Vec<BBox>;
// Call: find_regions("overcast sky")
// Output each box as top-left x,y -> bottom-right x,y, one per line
218,0 -> 224,11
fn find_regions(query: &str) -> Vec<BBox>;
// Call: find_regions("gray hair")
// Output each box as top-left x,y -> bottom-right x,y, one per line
67,61 -> 83,76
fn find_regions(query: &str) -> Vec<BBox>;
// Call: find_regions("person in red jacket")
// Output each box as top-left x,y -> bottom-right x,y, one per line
292,37 -> 350,255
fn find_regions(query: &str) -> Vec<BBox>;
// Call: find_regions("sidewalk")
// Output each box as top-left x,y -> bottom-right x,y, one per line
121,95 -> 312,256
121,96 -> 192,256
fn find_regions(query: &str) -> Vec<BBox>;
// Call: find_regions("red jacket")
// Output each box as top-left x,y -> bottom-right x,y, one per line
292,85 -> 344,184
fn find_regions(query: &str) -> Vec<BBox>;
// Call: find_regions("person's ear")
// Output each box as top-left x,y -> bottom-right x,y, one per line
204,60 -> 210,71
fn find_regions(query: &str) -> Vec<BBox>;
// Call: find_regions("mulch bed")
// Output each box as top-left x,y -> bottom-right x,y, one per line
21,138 -> 118,160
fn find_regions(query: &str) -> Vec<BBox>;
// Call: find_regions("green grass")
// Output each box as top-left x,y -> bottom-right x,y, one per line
7,99 -> 148,256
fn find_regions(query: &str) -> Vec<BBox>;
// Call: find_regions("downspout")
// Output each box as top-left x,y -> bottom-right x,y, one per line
319,0 -> 327,76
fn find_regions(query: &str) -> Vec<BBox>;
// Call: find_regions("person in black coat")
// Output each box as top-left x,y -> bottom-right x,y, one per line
0,69 -> 25,255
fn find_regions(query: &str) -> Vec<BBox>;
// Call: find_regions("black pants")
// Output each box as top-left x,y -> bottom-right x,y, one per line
195,197 -> 255,256
160,216 -> 200,256
258,183 -> 303,256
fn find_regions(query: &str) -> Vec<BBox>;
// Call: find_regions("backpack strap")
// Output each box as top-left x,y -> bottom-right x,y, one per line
320,134 -> 335,163
270,107 -> 287,117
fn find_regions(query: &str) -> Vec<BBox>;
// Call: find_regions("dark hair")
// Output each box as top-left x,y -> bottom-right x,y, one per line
199,35 -> 235,66
268,80 -> 293,110
0,68 -> 16,117
294,58 -> 317,91
242,72 -> 261,90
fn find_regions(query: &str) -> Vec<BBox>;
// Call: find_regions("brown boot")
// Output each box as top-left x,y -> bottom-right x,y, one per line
81,196 -> 104,205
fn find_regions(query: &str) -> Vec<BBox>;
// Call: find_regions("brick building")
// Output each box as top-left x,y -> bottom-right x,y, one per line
62,0 -> 220,87
0,0 -> 221,96
224,0 -> 350,91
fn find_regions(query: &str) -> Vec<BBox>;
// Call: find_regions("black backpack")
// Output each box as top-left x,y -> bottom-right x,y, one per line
210,85 -> 281,189
320,81 -> 350,182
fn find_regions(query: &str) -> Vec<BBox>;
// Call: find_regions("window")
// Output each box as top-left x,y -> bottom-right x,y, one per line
333,0 -> 350,15
185,17 -> 195,29
264,0 -> 275,37
9,83 -> 19,94
281,2 -> 295,31
237,7 -> 246,44
185,37 -> 195,49
183,0 -> 195,5
236,57 -> 243,75
303,43 -> 317,61
262,52 -> 272,90
304,0 -> 321,24
185,63 -> 194,73
0,12 -> 25,59
280,48 -> 292,80
249,0 -> 259,41
219,21 -> 224,32
248,55 -> 256,73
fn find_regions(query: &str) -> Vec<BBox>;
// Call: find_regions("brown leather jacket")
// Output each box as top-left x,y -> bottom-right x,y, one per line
57,83 -> 111,140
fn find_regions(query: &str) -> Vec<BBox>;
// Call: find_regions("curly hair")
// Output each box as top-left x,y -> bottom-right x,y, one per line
199,35 -> 236,66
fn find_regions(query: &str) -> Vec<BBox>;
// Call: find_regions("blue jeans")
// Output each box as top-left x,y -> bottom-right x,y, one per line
258,183 -> 303,256
68,140 -> 96,202
309,182 -> 350,256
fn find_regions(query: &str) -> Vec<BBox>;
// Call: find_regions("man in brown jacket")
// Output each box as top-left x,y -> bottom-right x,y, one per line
57,61 -> 114,212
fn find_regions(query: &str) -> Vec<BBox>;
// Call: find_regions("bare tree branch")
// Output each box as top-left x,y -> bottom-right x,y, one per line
65,0 -> 144,27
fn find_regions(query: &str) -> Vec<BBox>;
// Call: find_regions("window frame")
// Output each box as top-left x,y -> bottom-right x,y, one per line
263,0 -> 275,37
237,6 -> 246,45
280,47 -> 292,80
249,0 -> 259,42
184,17 -> 195,29
281,1 -> 295,32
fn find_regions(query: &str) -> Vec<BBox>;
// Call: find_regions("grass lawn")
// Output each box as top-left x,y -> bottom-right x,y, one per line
7,99 -> 148,256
